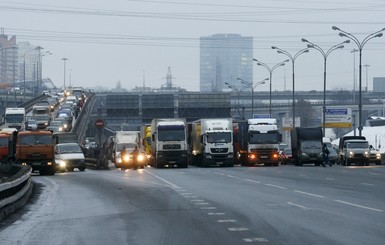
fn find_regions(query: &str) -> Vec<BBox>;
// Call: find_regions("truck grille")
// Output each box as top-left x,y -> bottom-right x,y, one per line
26,153 -> 48,159
211,148 -> 228,153
163,144 -> 181,150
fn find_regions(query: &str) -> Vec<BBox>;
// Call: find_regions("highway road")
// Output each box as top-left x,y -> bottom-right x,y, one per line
0,164 -> 384,245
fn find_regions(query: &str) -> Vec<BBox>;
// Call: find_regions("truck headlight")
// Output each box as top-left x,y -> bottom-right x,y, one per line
117,158 -> 122,163
349,151 -> 354,156
248,154 -> 256,159
123,155 -> 129,162
137,154 -> 145,162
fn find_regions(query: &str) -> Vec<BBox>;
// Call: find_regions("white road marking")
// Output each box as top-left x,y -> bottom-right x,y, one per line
369,172 -> 380,176
243,237 -> 269,243
294,190 -> 326,198
144,169 -> 181,189
179,192 -> 194,196
334,200 -> 384,212
361,183 -> 374,186
217,220 -> 236,223
201,207 -> 217,210
228,227 -> 250,231
194,202 -> 210,205
264,184 -> 287,190
227,175 -> 239,179
287,202 -> 309,210
190,199 -> 205,202
244,179 -> 261,184
325,178 -> 335,181
183,196 -> 198,198
208,212 -> 226,215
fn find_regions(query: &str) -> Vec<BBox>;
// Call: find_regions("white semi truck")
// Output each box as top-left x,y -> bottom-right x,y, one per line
2,108 -> 26,131
113,131 -> 145,169
150,118 -> 188,168
190,118 -> 234,167
237,118 -> 281,166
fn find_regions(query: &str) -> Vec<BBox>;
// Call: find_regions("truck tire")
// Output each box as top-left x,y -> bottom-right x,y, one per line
78,166 -> 86,171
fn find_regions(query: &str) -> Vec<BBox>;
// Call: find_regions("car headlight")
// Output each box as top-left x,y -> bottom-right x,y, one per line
349,151 -> 354,156
117,158 -> 122,163
123,155 -> 129,162
56,159 -> 66,168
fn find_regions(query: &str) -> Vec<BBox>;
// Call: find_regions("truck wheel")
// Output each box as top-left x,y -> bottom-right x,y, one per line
78,166 -> 86,171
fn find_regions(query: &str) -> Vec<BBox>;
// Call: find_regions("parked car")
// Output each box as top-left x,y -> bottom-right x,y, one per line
55,143 -> 86,172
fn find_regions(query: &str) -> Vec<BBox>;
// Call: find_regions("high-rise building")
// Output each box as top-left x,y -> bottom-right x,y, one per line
200,34 -> 253,92
0,30 -> 17,85
17,42 -> 39,82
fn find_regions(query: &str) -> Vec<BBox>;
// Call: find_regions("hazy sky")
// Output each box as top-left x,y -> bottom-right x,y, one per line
1,0 -> 384,91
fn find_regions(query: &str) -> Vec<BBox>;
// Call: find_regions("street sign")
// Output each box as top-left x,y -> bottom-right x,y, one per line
324,108 -> 352,128
282,117 -> 301,130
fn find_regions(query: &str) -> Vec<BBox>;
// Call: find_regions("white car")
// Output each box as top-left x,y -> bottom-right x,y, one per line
26,119 -> 38,131
55,143 -> 86,172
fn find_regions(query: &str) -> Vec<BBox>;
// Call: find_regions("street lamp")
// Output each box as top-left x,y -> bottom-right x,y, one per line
237,77 -> 268,118
271,46 -> 309,129
39,51 -> 52,94
252,58 -> 289,118
301,38 -> 349,137
332,26 -> 385,136
225,82 -> 242,119
62,58 -> 68,90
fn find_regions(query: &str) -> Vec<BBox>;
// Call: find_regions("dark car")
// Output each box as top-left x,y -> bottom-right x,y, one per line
280,148 -> 293,165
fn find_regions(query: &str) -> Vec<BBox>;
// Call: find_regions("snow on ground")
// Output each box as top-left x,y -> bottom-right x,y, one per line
331,126 -> 385,153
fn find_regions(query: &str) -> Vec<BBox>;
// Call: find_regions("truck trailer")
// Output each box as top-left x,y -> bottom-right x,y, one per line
150,118 -> 188,168
190,118 -> 234,167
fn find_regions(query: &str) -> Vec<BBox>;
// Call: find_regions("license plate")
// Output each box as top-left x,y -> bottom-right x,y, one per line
32,162 -> 41,166
169,161 -> 176,164
261,156 -> 268,159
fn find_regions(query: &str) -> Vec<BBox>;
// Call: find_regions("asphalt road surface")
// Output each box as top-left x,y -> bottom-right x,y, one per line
0,164 -> 384,245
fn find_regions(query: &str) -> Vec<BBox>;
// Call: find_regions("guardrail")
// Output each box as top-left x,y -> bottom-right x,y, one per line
0,165 -> 33,220
71,93 -> 96,144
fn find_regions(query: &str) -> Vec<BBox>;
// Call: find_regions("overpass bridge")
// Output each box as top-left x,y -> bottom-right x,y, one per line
2,90 -> 384,146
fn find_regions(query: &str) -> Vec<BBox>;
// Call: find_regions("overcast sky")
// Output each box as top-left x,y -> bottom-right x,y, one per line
1,0 -> 384,91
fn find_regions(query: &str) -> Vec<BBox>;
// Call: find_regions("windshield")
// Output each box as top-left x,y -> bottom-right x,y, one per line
117,143 -> 137,151
347,142 -> 369,149
19,134 -> 52,145
33,108 -> 49,115
0,137 -> 8,147
249,132 -> 279,144
5,114 -> 24,123
302,140 -> 322,149
207,132 -> 231,143
34,115 -> 49,120
158,125 -> 185,141
57,144 -> 83,154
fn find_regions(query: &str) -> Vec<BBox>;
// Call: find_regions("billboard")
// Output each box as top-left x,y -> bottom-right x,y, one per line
323,108 -> 352,128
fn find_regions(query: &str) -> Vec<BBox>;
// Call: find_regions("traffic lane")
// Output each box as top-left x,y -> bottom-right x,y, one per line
0,169 -> 250,245
147,166 -> 385,244
223,164 -> 385,210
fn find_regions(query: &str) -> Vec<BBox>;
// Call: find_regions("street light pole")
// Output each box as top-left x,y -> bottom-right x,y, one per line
62,57 -> 68,90
237,77 -> 268,118
252,58 -> 289,118
333,26 -> 385,136
301,38 -> 349,137
364,64 -> 370,92
271,46 -> 309,129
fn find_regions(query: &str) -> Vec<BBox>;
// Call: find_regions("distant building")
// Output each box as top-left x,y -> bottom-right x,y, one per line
373,77 -> 385,93
0,29 -> 17,85
200,34 -> 253,92
17,42 -> 39,82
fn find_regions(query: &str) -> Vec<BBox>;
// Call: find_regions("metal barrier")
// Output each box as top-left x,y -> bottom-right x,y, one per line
0,165 -> 33,220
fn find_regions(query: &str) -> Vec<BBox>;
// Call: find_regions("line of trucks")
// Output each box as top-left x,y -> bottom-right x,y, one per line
108,118 -> 382,168
108,118 -> 283,168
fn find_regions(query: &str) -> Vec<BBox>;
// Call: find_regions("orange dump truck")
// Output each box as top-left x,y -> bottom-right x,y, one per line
0,132 -> 12,163
9,130 -> 56,175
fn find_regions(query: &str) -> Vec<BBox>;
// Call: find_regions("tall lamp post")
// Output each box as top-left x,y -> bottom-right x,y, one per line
237,77 -> 268,118
301,38 -> 350,137
62,57 -> 68,91
333,26 -> 385,136
225,82 -> 242,119
271,46 -> 309,129
252,58 -> 289,118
